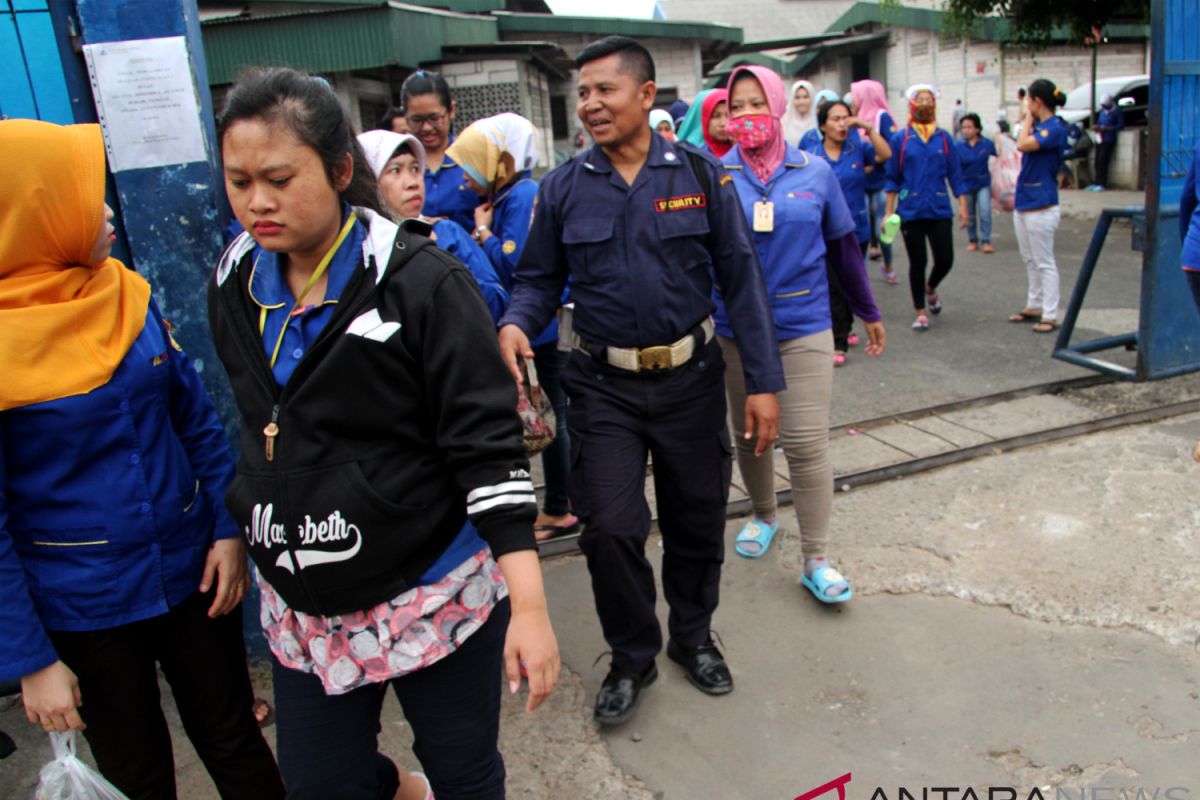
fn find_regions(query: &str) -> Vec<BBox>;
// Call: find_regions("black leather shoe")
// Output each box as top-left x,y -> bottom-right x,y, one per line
593,662 -> 658,726
667,638 -> 734,695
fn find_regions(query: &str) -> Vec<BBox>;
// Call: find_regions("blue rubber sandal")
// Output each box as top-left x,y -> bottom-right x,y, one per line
801,565 -> 853,603
734,517 -> 779,558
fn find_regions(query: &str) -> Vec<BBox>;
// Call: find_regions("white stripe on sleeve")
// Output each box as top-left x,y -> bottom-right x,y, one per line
466,480 -> 535,504
466,492 -> 538,515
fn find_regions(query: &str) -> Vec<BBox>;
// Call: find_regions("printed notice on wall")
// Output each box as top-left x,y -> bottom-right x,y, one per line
83,36 -> 207,172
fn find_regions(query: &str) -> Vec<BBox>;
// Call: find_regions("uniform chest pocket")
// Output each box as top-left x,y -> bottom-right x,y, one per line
562,218 -> 615,281
653,210 -> 710,270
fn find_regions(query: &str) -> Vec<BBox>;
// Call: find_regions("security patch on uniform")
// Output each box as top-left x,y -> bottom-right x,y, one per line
719,174 -> 734,187
151,351 -> 170,367
654,194 -> 707,213
502,240 -> 518,255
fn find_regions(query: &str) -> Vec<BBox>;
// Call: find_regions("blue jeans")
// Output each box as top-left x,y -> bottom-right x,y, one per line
271,598 -> 510,800
869,188 -> 893,266
534,342 -> 570,516
966,186 -> 992,244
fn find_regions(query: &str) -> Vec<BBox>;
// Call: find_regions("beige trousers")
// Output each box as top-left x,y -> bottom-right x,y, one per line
719,331 -> 833,560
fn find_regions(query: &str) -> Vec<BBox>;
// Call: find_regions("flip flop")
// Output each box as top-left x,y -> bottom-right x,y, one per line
734,517 -> 779,558
534,514 -> 581,542
801,565 -> 853,604
1032,319 -> 1059,333
1008,310 -> 1041,323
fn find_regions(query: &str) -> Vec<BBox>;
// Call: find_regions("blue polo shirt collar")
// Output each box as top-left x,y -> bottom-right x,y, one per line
248,205 -> 363,313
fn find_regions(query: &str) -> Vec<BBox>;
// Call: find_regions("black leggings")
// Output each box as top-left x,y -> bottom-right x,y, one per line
900,217 -> 954,310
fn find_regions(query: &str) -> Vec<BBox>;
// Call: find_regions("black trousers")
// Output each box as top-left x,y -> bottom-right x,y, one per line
900,217 -> 955,310
1095,139 -> 1116,188
271,598 -> 509,800
49,590 -> 284,800
562,339 -> 732,675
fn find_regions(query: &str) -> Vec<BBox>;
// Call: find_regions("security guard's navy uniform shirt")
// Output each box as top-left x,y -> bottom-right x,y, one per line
501,133 -> 785,395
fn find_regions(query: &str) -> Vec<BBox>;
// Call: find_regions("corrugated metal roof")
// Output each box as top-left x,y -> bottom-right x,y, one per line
827,1 -> 1148,43
201,2 -> 498,83
493,10 -> 742,44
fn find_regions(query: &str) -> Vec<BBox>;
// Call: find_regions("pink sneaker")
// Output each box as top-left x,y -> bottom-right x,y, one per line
912,314 -> 929,331
846,333 -> 861,347
833,351 -> 847,367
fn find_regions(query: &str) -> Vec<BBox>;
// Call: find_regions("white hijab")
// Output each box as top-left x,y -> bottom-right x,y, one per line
357,129 -> 425,179
782,80 -> 817,146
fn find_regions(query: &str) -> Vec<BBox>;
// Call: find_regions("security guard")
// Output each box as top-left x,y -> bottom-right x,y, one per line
498,36 -> 784,726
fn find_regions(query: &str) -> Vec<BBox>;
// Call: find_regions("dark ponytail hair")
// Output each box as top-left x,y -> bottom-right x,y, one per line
1027,78 -> 1065,111
817,100 -> 850,131
400,69 -> 453,112
218,67 -> 382,214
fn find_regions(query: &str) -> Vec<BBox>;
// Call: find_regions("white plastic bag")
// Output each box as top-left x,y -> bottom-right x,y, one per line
34,731 -> 129,800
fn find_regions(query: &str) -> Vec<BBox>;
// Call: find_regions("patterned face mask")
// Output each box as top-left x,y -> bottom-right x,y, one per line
910,102 -> 937,124
726,114 -> 779,149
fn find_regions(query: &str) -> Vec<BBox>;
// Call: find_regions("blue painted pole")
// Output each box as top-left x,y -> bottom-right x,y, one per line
73,0 -> 263,654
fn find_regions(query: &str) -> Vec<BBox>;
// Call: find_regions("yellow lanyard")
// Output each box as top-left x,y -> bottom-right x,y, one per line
259,215 -> 357,369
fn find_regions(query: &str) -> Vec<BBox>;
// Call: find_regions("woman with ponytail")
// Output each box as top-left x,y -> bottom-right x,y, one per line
1009,78 -> 1069,333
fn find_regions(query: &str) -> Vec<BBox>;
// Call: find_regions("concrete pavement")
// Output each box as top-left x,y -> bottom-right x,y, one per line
5,188 -> 1199,799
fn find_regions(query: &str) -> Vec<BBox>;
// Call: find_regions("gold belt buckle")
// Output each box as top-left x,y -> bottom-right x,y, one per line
637,345 -> 673,371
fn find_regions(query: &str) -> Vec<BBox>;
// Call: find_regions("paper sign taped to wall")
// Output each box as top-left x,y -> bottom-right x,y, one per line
83,36 -> 207,172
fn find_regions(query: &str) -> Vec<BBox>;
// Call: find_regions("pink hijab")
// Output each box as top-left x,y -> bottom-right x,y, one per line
726,65 -> 787,184
851,79 -> 890,134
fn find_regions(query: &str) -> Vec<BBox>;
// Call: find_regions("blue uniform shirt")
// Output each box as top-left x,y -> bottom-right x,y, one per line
955,135 -> 997,193
424,138 -> 479,233
250,209 -> 365,386
1,302 -> 239,680
804,135 -> 876,244
799,128 -> 822,153
1180,143 -> 1200,271
885,126 -> 967,221
716,146 -> 857,341
432,219 -> 509,323
1097,106 -> 1124,143
1015,116 -> 1067,211
500,134 -> 785,394
865,112 -> 896,193
482,174 -> 537,290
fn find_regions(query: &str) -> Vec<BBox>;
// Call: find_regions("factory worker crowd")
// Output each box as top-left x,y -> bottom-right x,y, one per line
2,28 -> 1177,800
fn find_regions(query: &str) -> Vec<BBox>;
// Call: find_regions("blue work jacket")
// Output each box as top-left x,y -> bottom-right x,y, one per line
955,135 -> 997,193
885,125 -> 966,221
1181,143 -> 1200,271
0,302 -> 238,681
1016,116 -> 1067,211
482,174 -> 557,347
433,219 -> 509,323
716,146 -> 856,341
865,112 -> 896,193
424,139 -> 479,233
1096,106 -> 1124,143
499,134 -> 785,394
804,136 -> 876,244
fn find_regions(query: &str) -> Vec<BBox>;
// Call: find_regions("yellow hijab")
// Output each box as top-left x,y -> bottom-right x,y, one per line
445,113 -> 539,195
0,120 -> 151,411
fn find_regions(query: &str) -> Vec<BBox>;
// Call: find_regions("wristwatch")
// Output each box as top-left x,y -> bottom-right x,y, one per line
473,225 -> 489,242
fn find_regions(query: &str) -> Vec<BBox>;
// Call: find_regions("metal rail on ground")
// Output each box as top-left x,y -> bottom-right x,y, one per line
537,376 -> 1198,558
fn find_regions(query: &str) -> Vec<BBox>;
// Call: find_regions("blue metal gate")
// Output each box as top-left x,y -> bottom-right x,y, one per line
1054,0 -> 1200,380
0,0 -> 73,122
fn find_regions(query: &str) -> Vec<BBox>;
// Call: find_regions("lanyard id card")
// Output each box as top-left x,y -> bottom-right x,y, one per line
753,200 -> 775,233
